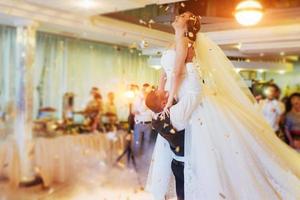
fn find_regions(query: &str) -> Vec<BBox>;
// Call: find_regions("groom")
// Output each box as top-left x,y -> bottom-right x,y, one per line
146,90 -> 196,200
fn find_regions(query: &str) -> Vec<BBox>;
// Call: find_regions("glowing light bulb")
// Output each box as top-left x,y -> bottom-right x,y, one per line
235,68 -> 242,73
235,0 -> 263,26
151,65 -> 162,70
125,91 -> 135,99
80,0 -> 95,9
258,69 -> 265,73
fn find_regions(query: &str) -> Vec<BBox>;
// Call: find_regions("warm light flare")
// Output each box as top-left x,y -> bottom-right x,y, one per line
278,70 -> 286,74
151,65 -> 162,70
124,91 -> 135,99
79,0 -> 97,9
235,0 -> 263,26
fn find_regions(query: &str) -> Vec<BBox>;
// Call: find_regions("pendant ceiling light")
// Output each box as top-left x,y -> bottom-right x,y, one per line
235,0 -> 264,26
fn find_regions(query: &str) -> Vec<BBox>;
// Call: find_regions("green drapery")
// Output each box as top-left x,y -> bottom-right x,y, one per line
0,27 -> 160,120
34,32 -> 159,120
0,26 -> 17,112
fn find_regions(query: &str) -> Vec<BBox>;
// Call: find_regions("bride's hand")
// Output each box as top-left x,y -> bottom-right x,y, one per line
164,98 -> 173,112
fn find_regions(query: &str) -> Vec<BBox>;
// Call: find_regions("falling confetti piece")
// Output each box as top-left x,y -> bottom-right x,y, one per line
188,32 -> 194,38
148,19 -> 155,24
180,2 -> 185,7
163,123 -> 169,128
170,129 -> 176,134
159,114 -> 165,121
139,19 -> 147,25
219,193 -> 226,199
165,6 -> 169,11
48,188 -> 55,194
175,146 -> 180,152
117,162 -> 125,168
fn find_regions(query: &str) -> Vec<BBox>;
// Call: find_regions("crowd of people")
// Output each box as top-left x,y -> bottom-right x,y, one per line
128,81 -> 300,159
258,84 -> 300,150
2,80 -> 299,152
81,87 -> 118,132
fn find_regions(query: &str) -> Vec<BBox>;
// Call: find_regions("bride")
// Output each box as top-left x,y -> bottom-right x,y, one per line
146,11 -> 300,200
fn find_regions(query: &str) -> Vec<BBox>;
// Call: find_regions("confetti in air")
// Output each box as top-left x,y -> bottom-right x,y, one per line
148,19 -> 155,24
219,193 -> 226,199
139,19 -> 147,25
170,129 -> 176,134
163,123 -> 168,128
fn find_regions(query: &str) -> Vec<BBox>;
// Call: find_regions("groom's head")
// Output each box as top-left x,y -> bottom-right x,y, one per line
145,90 -> 168,113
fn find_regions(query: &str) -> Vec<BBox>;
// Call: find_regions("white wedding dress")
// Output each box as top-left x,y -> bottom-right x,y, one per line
146,34 -> 300,200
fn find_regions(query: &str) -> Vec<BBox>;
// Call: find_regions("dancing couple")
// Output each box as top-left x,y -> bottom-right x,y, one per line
145,11 -> 300,200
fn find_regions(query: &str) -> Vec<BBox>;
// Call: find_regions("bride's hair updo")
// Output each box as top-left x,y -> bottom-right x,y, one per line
185,12 -> 201,42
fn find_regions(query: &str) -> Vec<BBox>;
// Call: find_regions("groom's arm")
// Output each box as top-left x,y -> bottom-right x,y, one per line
152,114 -> 179,135
170,95 -> 200,131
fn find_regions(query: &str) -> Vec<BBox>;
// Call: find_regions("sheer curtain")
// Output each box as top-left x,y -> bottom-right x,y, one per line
0,26 -> 17,140
0,26 -> 17,113
34,32 -> 159,120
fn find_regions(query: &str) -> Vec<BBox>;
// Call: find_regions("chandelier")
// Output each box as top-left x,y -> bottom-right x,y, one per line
235,0 -> 264,26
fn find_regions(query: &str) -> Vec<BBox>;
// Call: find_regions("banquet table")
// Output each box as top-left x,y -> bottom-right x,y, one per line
0,131 -> 127,187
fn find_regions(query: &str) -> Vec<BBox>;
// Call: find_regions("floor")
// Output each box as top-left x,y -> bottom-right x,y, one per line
0,136 -> 175,200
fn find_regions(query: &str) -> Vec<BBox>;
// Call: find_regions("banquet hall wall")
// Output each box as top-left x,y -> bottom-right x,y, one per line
265,63 -> 300,96
0,25 -> 160,120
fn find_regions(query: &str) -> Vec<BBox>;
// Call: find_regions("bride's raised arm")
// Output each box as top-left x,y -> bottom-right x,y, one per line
158,70 -> 167,91
165,38 -> 189,109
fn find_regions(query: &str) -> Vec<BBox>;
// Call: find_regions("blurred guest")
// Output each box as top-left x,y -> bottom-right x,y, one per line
255,94 -> 263,103
0,106 -> 4,121
284,93 -> 300,150
0,106 -> 4,138
128,84 -> 140,132
84,88 -> 103,132
132,83 -> 152,156
151,85 -> 157,91
90,87 -> 100,96
259,84 -> 285,139
104,92 -> 118,131
105,92 -> 117,116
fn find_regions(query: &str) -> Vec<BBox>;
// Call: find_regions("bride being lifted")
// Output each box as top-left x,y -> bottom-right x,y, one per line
146,11 -> 300,200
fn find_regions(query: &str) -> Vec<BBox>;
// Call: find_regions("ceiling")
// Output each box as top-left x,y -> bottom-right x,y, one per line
0,0 -> 299,70
22,0 -> 185,16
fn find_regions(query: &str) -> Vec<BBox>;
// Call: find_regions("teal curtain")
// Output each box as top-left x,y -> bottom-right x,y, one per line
0,26 -> 17,112
0,26 -> 17,139
34,32 -> 159,120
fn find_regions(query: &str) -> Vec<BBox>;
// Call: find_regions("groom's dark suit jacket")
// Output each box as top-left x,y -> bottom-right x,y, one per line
152,110 -> 185,156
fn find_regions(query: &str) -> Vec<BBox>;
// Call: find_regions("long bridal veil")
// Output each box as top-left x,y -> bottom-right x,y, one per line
184,33 -> 300,199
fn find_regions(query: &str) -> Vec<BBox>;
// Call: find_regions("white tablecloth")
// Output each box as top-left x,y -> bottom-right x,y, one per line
0,131 -> 126,187
0,140 -> 20,187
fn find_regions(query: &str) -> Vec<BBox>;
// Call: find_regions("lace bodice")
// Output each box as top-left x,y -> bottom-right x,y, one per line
160,49 -> 201,98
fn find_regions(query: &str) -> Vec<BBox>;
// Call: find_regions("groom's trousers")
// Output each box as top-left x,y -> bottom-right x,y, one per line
171,159 -> 184,200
